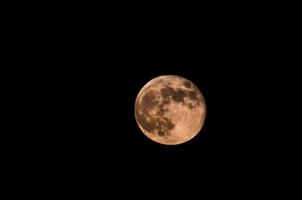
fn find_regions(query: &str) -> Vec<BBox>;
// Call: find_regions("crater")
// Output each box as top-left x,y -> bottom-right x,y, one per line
135,97 -> 175,136
188,90 -> 198,101
160,86 -> 175,98
183,81 -> 191,88
171,89 -> 187,103
161,86 -> 187,103
155,117 -> 175,137
187,103 -> 194,109
162,117 -> 175,130
158,130 -> 165,136
162,97 -> 170,105
135,108 -> 157,132
141,90 -> 159,111
158,106 -> 168,116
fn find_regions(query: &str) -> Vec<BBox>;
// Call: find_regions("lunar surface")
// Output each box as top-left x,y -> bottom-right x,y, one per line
135,75 -> 206,145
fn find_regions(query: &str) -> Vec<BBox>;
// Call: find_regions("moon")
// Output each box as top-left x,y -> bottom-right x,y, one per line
135,75 -> 206,145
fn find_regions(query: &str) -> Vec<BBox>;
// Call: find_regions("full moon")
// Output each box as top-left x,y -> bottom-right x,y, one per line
135,75 -> 206,145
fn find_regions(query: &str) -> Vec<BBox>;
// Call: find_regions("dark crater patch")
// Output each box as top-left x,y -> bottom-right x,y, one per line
158,106 -> 168,116
141,90 -> 159,111
160,86 -> 175,98
155,117 -> 175,137
187,88 -> 205,106
159,85 -> 203,110
158,96 -> 170,116
188,90 -> 199,101
162,97 -> 170,105
135,109 -> 157,132
171,89 -> 187,103
136,90 -> 175,136
183,81 -> 191,88
187,103 -> 194,109
158,130 -> 165,136
160,86 -> 187,103
162,117 -> 175,130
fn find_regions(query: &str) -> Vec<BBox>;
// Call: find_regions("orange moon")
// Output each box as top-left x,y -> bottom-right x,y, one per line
135,75 -> 206,145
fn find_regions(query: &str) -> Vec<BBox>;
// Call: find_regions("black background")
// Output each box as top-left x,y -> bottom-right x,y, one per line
8,3 -> 296,196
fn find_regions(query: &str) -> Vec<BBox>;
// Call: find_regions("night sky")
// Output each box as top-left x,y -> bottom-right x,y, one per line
14,8 -> 292,195
2,2 -> 297,198
13,24 -> 286,196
